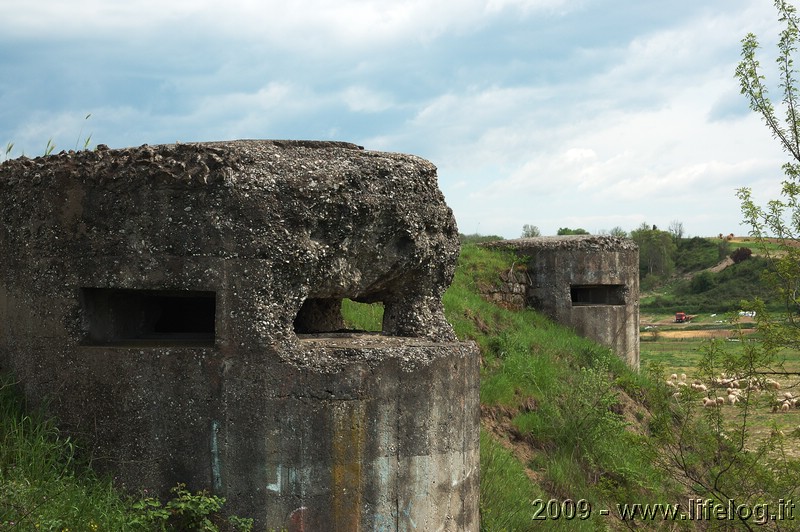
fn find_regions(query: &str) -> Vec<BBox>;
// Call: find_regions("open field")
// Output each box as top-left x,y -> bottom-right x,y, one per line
640,317 -> 800,457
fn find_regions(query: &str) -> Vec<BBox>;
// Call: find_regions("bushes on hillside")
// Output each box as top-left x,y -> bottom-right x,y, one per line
674,237 -> 721,272
642,256 -> 776,313
730,246 -> 753,263
690,271 -> 717,294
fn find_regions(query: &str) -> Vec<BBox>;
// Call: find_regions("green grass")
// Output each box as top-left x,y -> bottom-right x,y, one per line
0,379 -> 253,530
479,429 -> 547,531
341,298 -> 383,331
437,245 -> 684,529
0,378 -> 133,530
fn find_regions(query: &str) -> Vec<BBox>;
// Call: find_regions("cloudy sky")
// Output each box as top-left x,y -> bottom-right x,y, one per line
0,0 -> 793,238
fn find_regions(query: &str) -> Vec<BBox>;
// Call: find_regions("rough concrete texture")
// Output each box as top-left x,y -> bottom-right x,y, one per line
0,140 -> 479,529
485,235 -> 639,369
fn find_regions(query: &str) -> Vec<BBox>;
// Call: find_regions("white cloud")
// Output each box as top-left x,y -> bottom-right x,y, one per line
0,0 -> 564,50
340,86 -> 395,112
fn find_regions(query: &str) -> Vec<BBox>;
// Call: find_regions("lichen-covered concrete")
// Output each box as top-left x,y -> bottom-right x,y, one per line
0,140 -> 479,529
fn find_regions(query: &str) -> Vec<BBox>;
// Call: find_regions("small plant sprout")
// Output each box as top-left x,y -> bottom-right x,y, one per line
3,142 -> 12,161
76,113 -> 93,151
44,138 -> 55,156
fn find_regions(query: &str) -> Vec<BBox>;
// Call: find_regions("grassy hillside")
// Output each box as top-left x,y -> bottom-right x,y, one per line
640,235 -> 779,315
442,245 -> 688,530
3,242 -> 798,530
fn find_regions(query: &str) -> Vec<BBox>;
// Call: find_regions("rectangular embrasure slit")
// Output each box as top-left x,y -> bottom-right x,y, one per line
80,288 -> 216,346
570,284 -> 625,306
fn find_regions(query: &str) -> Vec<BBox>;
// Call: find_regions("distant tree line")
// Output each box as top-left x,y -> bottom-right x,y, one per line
518,221 -> 752,289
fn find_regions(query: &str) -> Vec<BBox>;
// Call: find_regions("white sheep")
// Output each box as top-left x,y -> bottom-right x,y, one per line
716,397 -> 726,405
727,394 -> 738,405
702,397 -> 717,408
680,373 -> 687,382
781,401 -> 791,412
670,373 -> 678,381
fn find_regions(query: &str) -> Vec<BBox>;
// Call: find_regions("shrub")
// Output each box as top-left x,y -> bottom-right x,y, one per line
730,246 -> 753,263
675,237 -> 720,272
690,271 -> 716,294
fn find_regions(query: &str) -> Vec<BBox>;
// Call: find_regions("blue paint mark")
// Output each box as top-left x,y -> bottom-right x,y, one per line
401,501 -> 417,530
210,420 -> 222,491
266,464 -> 283,493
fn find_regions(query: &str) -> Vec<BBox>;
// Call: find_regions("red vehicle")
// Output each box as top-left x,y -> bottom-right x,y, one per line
675,312 -> 687,323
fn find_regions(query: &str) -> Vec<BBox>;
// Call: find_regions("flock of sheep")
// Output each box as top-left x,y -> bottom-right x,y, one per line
665,372 -> 799,412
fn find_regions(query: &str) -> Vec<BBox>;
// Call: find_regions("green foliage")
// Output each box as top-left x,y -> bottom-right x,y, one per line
717,237 -> 732,260
731,246 -> 753,263
459,232 -> 505,244
479,430 -> 545,531
0,377 -> 132,530
606,225 -> 628,238
341,298 -> 383,331
737,0 -> 800,352
76,113 -> 93,151
520,223 -> 541,237
631,223 -> 677,278
44,138 -> 55,156
653,336 -> 800,526
3,113 -> 95,163
452,245 -> 683,528
674,236 -> 721,272
642,256 -> 777,313
556,227 -> 589,235
689,270 -> 717,294
129,483 -> 252,531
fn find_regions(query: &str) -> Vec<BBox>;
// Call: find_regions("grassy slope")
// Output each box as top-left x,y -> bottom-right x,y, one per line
643,236 -> 780,315
441,244 -> 684,531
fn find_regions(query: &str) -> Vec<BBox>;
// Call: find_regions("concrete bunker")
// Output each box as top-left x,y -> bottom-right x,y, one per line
484,236 -> 639,369
0,140 -> 479,530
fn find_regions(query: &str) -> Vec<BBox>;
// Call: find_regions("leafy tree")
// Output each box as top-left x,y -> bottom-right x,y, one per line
737,0 -> 800,351
599,226 -> 628,238
608,226 -> 628,238
520,224 -> 541,238
556,227 -> 589,235
630,223 -> 676,277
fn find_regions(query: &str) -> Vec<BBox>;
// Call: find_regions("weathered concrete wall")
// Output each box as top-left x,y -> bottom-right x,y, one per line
0,140 -> 479,529
484,236 -> 639,369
